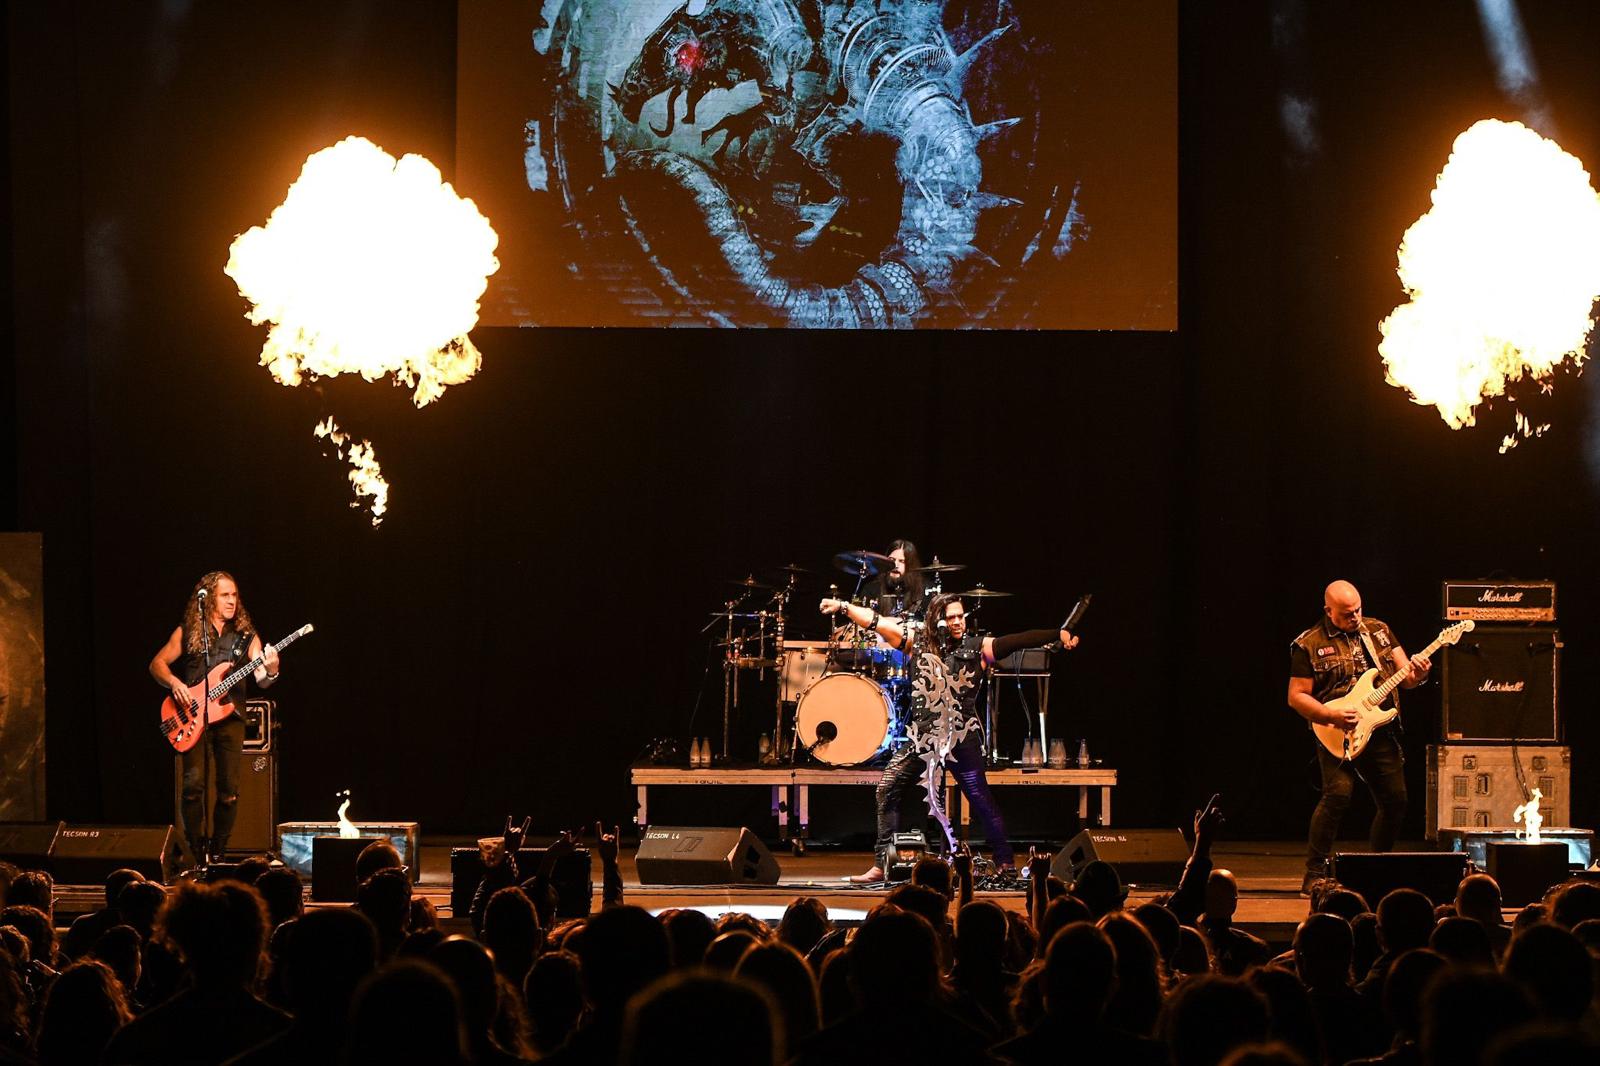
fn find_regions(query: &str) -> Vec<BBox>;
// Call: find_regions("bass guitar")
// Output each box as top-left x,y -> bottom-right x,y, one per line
159,624 -> 314,752
1312,619 -> 1473,760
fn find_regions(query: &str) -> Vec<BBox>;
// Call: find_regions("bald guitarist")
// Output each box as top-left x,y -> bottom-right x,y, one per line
1288,580 -> 1431,895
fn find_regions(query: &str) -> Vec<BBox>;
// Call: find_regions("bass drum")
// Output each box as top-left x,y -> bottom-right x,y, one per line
795,673 -> 893,766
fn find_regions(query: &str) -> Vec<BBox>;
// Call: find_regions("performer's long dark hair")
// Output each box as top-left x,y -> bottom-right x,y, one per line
887,538 -> 925,605
182,570 -> 254,654
924,593 -> 960,652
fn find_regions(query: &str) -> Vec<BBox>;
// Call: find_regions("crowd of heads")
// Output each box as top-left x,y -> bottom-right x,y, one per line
2,841 -> 1600,1065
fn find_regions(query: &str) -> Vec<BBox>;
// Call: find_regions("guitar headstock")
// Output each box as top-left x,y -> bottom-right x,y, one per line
1440,618 -> 1476,646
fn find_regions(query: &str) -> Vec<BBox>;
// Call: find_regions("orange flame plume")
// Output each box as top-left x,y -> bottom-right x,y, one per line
225,136 -> 499,407
1378,119 -> 1600,441
315,417 -> 389,527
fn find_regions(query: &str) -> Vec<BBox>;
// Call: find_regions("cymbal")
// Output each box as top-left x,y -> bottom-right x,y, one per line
709,611 -> 762,621
958,586 -> 1012,599
775,563 -> 813,574
727,575 -> 774,590
833,550 -> 893,576
914,558 -> 967,574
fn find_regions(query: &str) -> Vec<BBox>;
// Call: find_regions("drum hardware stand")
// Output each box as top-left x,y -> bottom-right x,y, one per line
713,590 -> 751,763
770,577 -> 795,764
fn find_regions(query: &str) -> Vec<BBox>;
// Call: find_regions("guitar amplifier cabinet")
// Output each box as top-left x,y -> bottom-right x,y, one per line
1442,580 -> 1556,622
1440,626 -> 1559,741
172,750 -> 278,858
1425,743 -> 1570,840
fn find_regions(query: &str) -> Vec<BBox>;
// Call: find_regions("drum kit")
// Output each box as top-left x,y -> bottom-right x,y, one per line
707,549 -> 1012,767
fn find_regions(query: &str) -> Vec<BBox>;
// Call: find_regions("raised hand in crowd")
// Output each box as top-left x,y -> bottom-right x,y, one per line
596,822 -> 625,909
953,842 -> 975,909
595,822 -> 620,867
502,814 -> 531,857
1193,793 -> 1224,853
1027,845 -> 1052,928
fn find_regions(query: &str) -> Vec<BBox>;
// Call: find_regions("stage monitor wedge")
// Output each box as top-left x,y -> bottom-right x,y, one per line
636,826 -> 780,886
1332,851 -> 1469,907
51,825 -> 171,885
0,821 -> 62,869
1051,828 -> 1189,887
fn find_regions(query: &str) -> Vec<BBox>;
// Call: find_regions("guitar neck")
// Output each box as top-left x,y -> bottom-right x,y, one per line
208,625 -> 312,701
1370,631 -> 1448,702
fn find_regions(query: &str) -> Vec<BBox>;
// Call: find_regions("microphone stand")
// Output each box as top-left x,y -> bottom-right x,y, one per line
198,595 -> 214,871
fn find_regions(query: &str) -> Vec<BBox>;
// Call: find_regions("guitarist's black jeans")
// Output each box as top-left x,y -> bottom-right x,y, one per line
1307,726 -> 1406,874
178,713 -> 244,859
875,733 -> 1013,869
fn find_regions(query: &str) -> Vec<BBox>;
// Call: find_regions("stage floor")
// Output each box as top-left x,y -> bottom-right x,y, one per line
402,839 -> 1318,942
51,840 -> 1320,946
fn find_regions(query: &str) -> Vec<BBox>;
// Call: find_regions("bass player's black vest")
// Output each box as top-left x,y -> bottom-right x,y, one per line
179,625 -> 252,712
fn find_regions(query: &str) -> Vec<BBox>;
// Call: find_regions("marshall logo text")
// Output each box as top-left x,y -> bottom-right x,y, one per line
1479,679 -> 1526,693
1477,590 -> 1525,603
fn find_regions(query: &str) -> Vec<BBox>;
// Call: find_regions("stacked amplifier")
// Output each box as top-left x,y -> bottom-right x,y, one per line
1426,580 -> 1567,841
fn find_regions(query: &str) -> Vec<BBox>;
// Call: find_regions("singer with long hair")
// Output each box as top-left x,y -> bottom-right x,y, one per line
149,571 -> 280,863
819,591 -> 1080,883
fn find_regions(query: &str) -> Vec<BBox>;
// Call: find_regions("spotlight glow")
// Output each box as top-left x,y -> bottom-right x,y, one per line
1378,119 -> 1600,435
225,136 -> 499,407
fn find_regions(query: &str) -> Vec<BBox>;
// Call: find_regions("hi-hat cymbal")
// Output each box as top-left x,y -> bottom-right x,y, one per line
959,586 -> 1012,598
833,550 -> 893,576
727,575 -> 774,590
914,558 -> 967,574
775,563 -> 813,574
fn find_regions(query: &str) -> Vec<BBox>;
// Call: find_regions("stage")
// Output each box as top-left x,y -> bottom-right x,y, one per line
49,839 -> 1319,948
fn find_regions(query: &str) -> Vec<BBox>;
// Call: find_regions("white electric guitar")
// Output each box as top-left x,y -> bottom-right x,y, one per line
1312,619 -> 1474,760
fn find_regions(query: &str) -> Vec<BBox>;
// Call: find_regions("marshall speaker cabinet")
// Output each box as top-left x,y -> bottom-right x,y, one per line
1440,626 -> 1559,741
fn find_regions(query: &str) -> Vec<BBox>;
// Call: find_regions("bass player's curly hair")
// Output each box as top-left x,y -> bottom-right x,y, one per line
182,571 -> 254,655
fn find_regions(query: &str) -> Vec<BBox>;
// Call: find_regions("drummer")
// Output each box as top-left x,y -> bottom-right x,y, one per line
861,539 -> 927,617
820,589 -> 1081,883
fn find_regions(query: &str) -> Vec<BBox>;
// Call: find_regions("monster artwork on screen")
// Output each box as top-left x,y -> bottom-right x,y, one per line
509,0 -> 1120,328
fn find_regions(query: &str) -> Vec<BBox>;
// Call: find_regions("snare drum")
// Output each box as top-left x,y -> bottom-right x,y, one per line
795,673 -> 894,766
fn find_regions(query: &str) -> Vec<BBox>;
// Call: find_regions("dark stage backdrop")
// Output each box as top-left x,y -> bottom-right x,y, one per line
7,2 -> 1600,843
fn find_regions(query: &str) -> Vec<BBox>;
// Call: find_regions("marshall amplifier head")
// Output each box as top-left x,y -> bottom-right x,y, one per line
1442,580 -> 1556,622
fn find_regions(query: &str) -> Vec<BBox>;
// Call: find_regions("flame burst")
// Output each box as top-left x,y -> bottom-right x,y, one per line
315,418 -> 389,526
225,136 -> 500,407
1379,119 -> 1600,434
335,789 -> 359,838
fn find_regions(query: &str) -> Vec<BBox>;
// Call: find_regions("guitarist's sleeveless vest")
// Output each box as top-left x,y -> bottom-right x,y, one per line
1291,616 -> 1401,712
180,625 -> 252,712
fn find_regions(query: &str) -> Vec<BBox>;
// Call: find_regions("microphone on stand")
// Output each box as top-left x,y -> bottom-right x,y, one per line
197,588 -> 208,600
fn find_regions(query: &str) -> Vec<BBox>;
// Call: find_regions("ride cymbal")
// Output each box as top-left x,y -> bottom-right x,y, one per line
833,550 -> 893,576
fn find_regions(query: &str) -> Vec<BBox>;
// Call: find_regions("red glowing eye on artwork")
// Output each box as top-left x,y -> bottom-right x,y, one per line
676,40 -> 702,72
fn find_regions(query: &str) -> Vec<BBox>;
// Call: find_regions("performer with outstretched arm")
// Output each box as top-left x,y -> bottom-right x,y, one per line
149,571 -> 279,863
820,591 -> 1079,883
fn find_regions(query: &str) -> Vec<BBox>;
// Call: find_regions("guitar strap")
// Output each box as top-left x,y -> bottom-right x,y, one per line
1357,622 -> 1401,726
